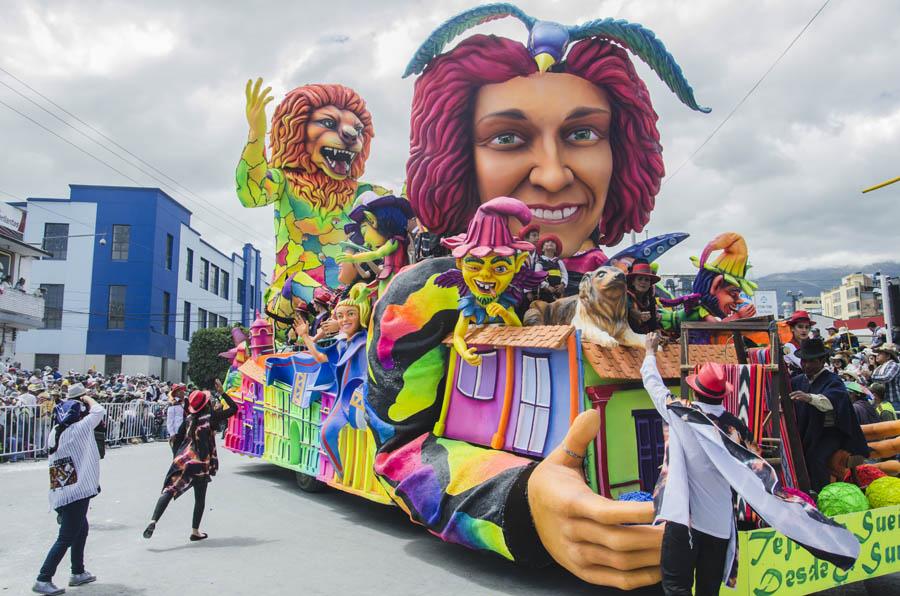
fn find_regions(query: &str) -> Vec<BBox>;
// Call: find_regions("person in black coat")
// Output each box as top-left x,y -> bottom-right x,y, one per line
790,339 -> 870,492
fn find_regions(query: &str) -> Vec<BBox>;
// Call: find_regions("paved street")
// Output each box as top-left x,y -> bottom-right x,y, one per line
2,443 -> 897,595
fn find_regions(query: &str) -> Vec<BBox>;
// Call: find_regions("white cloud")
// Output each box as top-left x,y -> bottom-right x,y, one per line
0,0 -> 898,281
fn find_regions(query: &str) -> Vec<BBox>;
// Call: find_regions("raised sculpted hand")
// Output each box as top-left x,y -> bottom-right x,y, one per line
529,409 -> 663,589
245,77 -> 274,142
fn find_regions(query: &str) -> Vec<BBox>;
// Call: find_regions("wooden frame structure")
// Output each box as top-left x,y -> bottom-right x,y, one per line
679,319 -> 811,492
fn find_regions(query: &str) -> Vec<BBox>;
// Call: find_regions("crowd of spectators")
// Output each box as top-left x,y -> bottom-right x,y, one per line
0,361 -> 188,462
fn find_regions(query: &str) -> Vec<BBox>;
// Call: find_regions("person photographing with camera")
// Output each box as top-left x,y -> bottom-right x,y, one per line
33,383 -> 105,595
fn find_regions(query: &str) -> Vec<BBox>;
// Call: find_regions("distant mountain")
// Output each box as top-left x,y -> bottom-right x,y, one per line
754,262 -> 900,299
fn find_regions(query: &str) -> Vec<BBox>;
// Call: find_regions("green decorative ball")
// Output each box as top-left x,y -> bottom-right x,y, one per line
817,482 -> 869,517
865,476 -> 900,509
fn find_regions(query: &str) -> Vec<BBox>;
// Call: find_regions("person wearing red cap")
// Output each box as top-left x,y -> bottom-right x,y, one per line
626,259 -> 661,334
143,381 -> 236,541
783,310 -> 815,375
641,332 -> 755,594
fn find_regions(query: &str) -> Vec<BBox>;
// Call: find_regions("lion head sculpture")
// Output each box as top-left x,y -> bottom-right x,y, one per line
269,84 -> 374,211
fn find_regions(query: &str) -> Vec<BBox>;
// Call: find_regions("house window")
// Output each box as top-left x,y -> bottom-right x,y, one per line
237,278 -> 244,305
456,351 -> 498,400
108,285 -> 126,329
198,308 -> 207,329
200,258 -> 209,290
162,291 -> 171,335
222,271 -> 230,299
105,354 -> 122,375
111,225 -> 130,260
513,354 -> 552,455
185,248 -> 194,281
211,265 -> 220,295
35,354 -> 59,370
165,234 -> 174,270
42,223 -> 69,260
40,284 -> 64,329
183,301 -> 191,340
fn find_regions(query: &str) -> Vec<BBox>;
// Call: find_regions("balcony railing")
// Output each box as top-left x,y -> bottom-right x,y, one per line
0,289 -> 45,329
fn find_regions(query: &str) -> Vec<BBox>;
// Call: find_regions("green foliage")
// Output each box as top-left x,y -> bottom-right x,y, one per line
187,326 -> 244,389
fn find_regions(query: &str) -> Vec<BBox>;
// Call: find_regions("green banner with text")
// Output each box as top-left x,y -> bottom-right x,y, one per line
729,505 -> 900,595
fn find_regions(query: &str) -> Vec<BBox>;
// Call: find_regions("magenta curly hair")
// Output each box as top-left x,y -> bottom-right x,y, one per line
406,34 -> 664,247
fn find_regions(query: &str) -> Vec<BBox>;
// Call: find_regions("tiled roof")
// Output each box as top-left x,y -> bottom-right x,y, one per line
442,324 -> 575,350
583,343 -> 740,381
237,355 -> 274,384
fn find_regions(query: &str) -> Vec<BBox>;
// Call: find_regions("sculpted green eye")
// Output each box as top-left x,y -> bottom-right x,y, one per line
567,128 -> 599,142
491,133 -> 522,146
319,118 -> 337,129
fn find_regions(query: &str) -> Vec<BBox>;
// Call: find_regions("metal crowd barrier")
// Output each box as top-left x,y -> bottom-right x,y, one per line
0,401 -> 169,462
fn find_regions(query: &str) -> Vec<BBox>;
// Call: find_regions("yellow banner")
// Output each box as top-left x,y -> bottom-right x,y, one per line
731,505 -> 900,595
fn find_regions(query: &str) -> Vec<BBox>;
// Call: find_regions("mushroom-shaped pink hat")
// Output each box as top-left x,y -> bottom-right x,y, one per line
441,196 -> 535,258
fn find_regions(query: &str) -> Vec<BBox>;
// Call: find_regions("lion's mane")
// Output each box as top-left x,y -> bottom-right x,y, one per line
269,83 -> 373,211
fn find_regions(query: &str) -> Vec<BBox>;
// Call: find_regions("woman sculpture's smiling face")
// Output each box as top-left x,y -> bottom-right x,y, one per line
473,72 -> 613,257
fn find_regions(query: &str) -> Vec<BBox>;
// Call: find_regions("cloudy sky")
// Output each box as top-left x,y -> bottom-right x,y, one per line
1,0 -> 898,279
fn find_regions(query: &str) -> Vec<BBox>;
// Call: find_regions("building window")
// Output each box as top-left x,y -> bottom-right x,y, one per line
250,284 -> 255,308
183,301 -> 191,341
111,225 -> 130,260
162,291 -> 171,335
108,285 -> 126,329
222,271 -> 230,299
35,354 -> 60,370
40,284 -> 64,329
198,308 -> 207,329
200,258 -> 209,290
513,354 -> 552,456
42,223 -> 69,260
185,248 -> 194,281
219,315 -> 228,328
105,355 -> 122,375
211,265 -> 220,295
0,250 -> 12,282
237,278 -> 244,305
165,234 -> 174,270
456,351 -> 498,400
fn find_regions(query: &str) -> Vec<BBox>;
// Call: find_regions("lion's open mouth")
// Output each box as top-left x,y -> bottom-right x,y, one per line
321,146 -> 357,176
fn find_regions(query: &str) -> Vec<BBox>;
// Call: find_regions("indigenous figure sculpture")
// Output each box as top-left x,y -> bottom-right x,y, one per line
237,78 -> 387,334
433,197 -> 542,365
338,192 -> 414,297
364,4 -> 711,588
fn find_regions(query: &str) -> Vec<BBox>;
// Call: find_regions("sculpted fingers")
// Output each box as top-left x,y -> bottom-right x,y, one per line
568,541 -> 660,570
571,493 -> 656,525
574,564 -> 662,590
566,517 -> 663,552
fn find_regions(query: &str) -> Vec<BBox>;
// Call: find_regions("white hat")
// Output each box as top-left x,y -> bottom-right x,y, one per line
67,383 -> 87,400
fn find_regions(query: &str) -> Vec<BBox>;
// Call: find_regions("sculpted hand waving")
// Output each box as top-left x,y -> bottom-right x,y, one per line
528,409 -> 663,589
245,77 -> 274,142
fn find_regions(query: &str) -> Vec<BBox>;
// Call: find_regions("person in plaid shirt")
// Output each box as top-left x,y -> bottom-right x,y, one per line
872,344 -> 900,410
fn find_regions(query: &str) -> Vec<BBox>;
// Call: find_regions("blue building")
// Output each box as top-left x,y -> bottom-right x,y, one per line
14,185 -> 267,381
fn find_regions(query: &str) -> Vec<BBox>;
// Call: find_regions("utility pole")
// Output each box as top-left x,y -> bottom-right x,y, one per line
881,273 -> 894,343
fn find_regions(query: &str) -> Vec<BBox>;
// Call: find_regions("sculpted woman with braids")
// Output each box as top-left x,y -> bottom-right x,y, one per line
364,7 -> 710,589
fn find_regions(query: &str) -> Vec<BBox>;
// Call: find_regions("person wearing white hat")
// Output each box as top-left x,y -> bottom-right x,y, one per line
871,344 -> 900,410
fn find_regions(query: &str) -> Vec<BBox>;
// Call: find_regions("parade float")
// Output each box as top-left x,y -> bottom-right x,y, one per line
223,4 -> 900,593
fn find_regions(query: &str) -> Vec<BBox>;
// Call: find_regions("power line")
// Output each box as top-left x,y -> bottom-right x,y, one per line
0,69 -> 273,251
0,98 -> 146,185
662,0 -> 831,187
